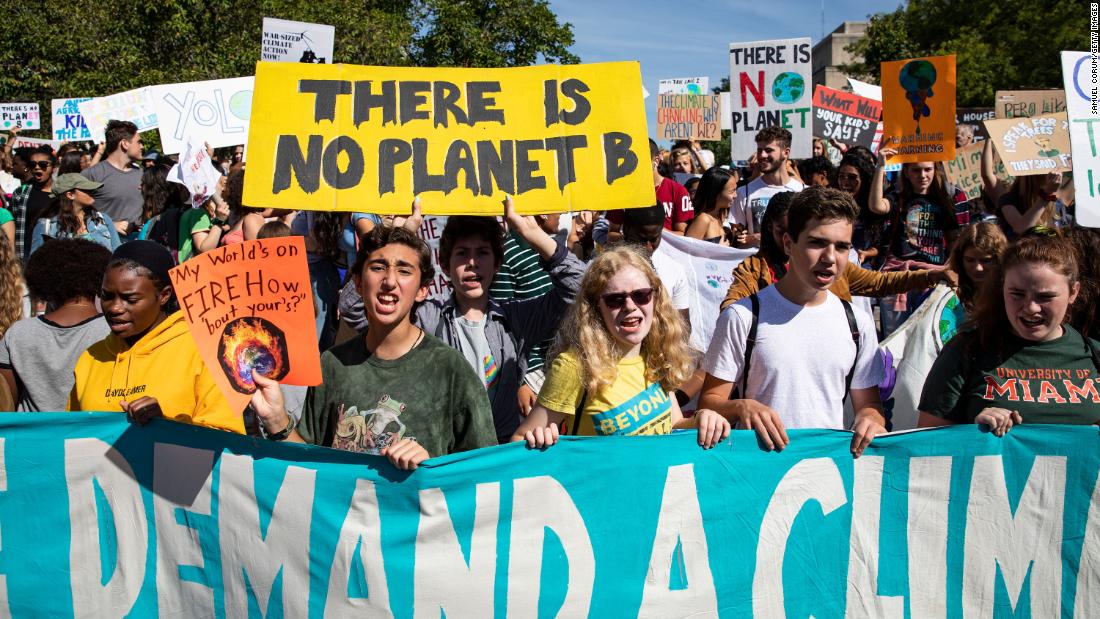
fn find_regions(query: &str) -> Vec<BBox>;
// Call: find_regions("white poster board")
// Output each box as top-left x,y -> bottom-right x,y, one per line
261,17 -> 335,64
1063,51 -> 1100,227
0,103 -> 40,130
78,88 -> 158,143
150,76 -> 254,155
728,38 -> 812,160
51,98 -> 93,141
658,77 -> 709,95
168,136 -> 225,208
4,135 -> 62,151
847,77 -> 883,101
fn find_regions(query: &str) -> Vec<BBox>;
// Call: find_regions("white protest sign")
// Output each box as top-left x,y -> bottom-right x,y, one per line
4,135 -> 62,151
720,92 -> 731,130
1063,51 -> 1100,228
261,17 -> 335,64
728,38 -> 812,159
51,98 -> 93,141
0,103 -> 40,130
168,137 -> 225,208
847,77 -> 883,101
78,88 -> 158,143
878,284 -> 959,431
658,77 -> 709,95
654,232 -> 754,352
150,76 -> 254,155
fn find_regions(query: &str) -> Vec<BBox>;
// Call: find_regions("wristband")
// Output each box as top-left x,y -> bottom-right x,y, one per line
260,415 -> 296,441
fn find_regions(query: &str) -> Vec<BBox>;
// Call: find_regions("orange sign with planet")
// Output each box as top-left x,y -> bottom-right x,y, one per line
169,236 -> 322,412
881,54 -> 957,164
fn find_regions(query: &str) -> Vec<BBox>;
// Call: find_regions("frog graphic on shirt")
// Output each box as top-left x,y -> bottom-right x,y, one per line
332,395 -> 412,455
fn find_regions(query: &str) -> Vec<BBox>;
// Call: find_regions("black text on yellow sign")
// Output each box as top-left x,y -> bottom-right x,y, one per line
243,62 -> 654,215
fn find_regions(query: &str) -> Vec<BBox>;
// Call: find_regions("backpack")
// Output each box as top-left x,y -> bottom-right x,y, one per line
732,293 -> 861,402
147,207 -> 186,253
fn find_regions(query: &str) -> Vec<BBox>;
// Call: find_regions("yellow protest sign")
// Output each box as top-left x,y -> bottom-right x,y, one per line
242,61 -> 653,215
880,54 -> 956,164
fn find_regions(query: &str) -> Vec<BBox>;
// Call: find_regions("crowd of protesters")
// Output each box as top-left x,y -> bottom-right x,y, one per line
0,116 -> 1097,472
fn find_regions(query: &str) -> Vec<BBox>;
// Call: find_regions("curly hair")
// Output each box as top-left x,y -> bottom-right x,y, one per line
947,222 -> 1007,310
352,225 -> 435,288
837,152 -> 875,214
966,235 -> 1079,355
552,245 -> 695,394
0,233 -> 24,338
24,238 -> 111,309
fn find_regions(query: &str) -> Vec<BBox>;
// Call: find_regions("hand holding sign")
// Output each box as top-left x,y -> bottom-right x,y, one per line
169,237 -> 321,412
242,61 -> 653,215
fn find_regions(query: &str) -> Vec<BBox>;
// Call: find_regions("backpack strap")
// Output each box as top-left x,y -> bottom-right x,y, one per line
571,388 -> 588,435
840,299 -> 860,403
731,293 -> 760,400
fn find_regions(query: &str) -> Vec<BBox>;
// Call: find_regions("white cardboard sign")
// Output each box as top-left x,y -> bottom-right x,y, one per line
78,88 -> 158,143
261,17 -> 335,64
728,38 -> 812,160
150,76 -> 254,155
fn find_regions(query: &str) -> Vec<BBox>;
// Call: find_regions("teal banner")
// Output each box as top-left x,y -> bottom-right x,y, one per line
0,413 -> 1096,617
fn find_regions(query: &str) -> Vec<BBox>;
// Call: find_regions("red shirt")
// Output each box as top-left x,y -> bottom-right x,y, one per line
606,177 -> 694,229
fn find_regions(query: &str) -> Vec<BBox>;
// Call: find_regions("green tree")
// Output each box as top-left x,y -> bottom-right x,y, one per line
0,0 -> 576,140
842,0 -> 1087,106
710,78 -> 733,166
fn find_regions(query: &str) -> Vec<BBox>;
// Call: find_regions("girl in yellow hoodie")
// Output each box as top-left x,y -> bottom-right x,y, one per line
68,241 -> 244,434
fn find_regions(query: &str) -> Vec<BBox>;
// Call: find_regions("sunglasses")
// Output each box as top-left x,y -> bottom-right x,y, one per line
600,288 -> 654,310
29,161 -> 52,170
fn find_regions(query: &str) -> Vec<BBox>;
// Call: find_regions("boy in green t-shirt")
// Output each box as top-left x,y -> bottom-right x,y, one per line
251,226 -> 496,470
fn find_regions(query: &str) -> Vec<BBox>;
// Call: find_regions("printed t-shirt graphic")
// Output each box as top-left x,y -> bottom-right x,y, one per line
333,395 -> 414,455
920,325 -> 1100,425
537,352 -> 672,436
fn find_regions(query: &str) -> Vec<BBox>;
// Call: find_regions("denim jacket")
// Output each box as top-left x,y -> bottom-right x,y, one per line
30,209 -> 122,255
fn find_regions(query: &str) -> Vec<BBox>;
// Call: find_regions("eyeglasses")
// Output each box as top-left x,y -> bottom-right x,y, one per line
837,173 -> 860,181
29,161 -> 52,170
600,288 -> 654,310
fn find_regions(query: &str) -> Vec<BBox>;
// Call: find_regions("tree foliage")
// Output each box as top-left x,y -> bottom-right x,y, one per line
842,0 -> 1088,106
0,0 -> 577,139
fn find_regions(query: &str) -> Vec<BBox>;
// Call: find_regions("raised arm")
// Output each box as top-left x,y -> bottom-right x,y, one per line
980,139 -> 1005,203
868,148 -> 897,216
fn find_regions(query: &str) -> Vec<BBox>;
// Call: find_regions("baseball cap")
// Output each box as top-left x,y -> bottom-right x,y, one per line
51,173 -> 103,197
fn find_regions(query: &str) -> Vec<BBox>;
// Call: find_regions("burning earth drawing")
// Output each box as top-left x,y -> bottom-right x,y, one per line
217,317 -> 290,393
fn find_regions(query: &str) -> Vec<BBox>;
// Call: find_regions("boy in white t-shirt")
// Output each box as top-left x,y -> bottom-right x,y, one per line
621,203 -> 691,327
701,186 -> 886,457
729,126 -> 805,247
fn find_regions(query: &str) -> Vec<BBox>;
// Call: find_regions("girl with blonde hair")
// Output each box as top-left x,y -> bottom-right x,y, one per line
512,245 -> 729,447
0,232 -> 25,339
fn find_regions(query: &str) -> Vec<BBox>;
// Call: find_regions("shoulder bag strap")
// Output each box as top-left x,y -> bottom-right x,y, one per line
840,299 -> 860,403
734,293 -> 760,400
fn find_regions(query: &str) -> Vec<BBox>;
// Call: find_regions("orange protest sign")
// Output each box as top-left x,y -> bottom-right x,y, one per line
168,237 -> 321,412
881,54 -> 956,163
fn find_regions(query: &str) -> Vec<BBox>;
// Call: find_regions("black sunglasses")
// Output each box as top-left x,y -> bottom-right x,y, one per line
600,288 -> 654,310
29,161 -> 52,170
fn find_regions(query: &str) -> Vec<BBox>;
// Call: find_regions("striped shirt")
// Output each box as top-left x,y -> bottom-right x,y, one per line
489,231 -> 553,372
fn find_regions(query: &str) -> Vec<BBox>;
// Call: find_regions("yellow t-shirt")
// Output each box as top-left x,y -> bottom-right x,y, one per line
537,351 -> 672,436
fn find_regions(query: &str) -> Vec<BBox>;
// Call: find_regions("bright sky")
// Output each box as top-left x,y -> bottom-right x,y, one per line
547,0 -> 901,143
